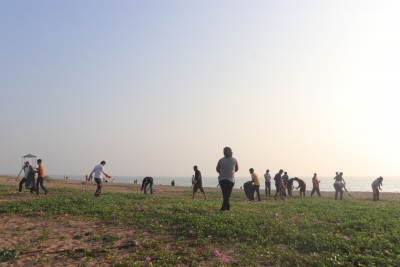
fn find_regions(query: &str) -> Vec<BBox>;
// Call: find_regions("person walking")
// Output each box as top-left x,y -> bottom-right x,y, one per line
17,161 -> 31,192
371,176 -> 383,201
294,178 -> 306,196
35,159 -> 48,195
281,172 -> 289,196
216,147 -> 238,211
89,161 -> 112,197
274,170 -> 284,200
310,173 -> 321,197
333,172 -> 345,200
141,177 -> 154,194
248,168 -> 261,201
264,169 -> 271,196
192,166 -> 207,199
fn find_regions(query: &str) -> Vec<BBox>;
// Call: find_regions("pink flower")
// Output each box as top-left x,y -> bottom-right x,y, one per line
292,217 -> 297,220
65,214 -> 69,217
135,241 -> 141,246
146,257 -> 151,261
262,225 -> 266,229
207,235 -> 212,238
157,210 -> 160,213
189,230 -> 193,234
129,231 -> 133,236
137,208 -> 141,211
275,212 -> 279,217
172,226 -> 178,229
214,250 -> 220,256
185,210 -> 189,213
155,221 -> 159,225
301,213 -> 305,216
159,224 -> 163,228
344,236 -> 350,241
40,221 -> 46,226
276,217 -> 279,221
37,210 -> 44,215
223,257 -> 229,263
143,232 -> 149,235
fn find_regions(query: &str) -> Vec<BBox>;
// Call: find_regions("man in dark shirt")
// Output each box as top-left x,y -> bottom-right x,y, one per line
193,166 -> 207,199
281,172 -> 289,196
274,169 -> 284,200
287,178 -> 296,196
141,177 -> 154,194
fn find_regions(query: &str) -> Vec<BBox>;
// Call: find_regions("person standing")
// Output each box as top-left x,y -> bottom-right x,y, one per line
17,161 -> 34,193
141,177 -> 154,194
248,168 -> 261,201
333,172 -> 345,200
371,177 -> 383,201
216,147 -> 238,211
264,169 -> 271,196
281,172 -> 289,196
192,166 -> 207,199
35,159 -> 48,195
310,173 -> 321,197
287,178 -> 295,196
89,161 -> 112,197
294,178 -> 306,196
274,170 -> 284,200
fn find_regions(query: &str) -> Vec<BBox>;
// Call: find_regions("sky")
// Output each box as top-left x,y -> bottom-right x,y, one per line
1,0 -> 400,178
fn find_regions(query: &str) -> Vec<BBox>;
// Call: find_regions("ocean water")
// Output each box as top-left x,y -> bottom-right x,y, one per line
50,174 -> 400,193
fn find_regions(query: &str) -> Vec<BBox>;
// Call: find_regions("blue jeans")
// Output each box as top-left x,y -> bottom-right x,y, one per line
36,177 -> 48,194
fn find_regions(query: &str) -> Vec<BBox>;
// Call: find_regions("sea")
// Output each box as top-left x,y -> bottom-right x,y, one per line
50,174 -> 400,193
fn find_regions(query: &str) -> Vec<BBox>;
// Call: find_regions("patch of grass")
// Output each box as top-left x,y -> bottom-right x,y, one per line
0,186 -> 399,265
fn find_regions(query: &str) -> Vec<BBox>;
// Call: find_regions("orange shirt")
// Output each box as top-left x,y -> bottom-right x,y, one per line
38,164 -> 45,177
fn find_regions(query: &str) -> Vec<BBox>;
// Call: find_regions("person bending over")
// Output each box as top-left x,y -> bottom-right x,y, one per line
294,178 -> 306,197
333,172 -> 345,200
141,177 -> 154,194
286,178 -> 295,196
371,176 -> 383,201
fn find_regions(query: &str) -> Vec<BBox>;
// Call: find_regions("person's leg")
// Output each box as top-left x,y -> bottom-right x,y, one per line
282,186 -> 287,196
36,178 -> 40,195
150,184 -> 153,194
38,178 -> 48,194
267,182 -> 271,195
376,190 -> 380,201
274,185 -> 279,200
19,178 -> 26,192
94,178 -> 102,197
219,180 -> 233,211
316,188 -> 321,197
255,185 -> 261,201
265,182 -> 268,196
340,189 -> 343,200
192,185 -> 197,199
310,187 -> 315,196
250,185 -> 256,201
200,187 -> 207,199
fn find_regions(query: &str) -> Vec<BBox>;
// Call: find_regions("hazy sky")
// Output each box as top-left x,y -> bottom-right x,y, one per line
1,1 -> 399,178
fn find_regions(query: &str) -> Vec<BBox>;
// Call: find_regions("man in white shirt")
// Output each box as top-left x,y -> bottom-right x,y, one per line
264,169 -> 271,196
89,161 -> 112,197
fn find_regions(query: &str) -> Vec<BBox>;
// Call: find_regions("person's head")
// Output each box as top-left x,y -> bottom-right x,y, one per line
24,161 -> 29,166
336,172 -> 338,175
314,173 -> 317,177
223,147 -> 233,158
294,177 -> 299,181
339,172 -> 343,176
266,169 -> 269,173
279,169 -> 283,174
284,172 -> 287,175
378,176 -> 383,183
249,168 -> 254,174
101,161 -> 106,166
193,165 -> 198,171
37,159 -> 42,164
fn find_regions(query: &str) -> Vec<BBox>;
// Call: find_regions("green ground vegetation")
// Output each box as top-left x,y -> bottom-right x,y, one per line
0,185 -> 399,266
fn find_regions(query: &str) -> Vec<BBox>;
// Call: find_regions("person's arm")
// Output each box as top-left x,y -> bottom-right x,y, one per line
141,179 -> 146,191
216,161 -> 221,173
235,160 -> 239,172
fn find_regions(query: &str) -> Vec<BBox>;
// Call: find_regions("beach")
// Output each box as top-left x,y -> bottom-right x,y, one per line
1,175 -> 400,266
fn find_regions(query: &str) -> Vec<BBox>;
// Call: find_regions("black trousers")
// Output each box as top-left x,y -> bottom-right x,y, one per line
334,183 -> 343,200
94,178 -> 102,196
265,182 -> 271,195
310,187 -> 321,196
373,189 -> 380,201
36,177 -> 48,194
19,178 -> 27,192
219,180 -> 234,211
251,185 -> 261,201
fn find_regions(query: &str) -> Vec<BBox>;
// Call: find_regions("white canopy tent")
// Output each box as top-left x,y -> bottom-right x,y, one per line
22,154 -> 37,168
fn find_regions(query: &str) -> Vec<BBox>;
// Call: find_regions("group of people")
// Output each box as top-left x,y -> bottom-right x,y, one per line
16,159 -> 48,195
